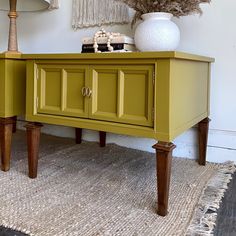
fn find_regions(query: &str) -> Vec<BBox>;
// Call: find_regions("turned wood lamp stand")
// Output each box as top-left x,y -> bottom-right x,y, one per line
0,0 -> 51,54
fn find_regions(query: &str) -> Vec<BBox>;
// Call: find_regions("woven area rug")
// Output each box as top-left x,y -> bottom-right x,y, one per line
0,135 -> 235,236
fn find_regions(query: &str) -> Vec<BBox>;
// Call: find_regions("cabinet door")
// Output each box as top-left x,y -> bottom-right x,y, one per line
37,65 -> 89,118
89,65 -> 154,127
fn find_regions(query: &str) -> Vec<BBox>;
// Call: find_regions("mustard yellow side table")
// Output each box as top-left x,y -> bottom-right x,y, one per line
23,51 -> 214,216
0,53 -> 25,171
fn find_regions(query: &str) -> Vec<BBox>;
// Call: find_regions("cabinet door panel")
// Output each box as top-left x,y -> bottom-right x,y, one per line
63,68 -> 88,117
90,68 -> 118,120
89,65 -> 154,127
41,68 -> 61,110
37,65 -> 88,118
122,71 -> 150,121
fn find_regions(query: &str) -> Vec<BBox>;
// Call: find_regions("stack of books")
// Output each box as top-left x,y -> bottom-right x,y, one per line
81,35 -> 136,53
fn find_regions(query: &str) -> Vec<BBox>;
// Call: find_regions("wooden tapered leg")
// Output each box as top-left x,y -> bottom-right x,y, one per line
75,128 -> 82,144
99,131 -> 106,147
153,141 -> 176,216
198,118 -> 210,166
26,122 -> 43,179
0,117 -> 14,172
12,116 -> 17,133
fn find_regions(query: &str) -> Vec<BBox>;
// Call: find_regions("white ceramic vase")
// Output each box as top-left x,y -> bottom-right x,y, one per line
134,12 -> 180,52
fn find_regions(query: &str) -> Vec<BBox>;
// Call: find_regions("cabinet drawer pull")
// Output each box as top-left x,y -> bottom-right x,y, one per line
86,88 -> 92,98
81,87 -> 87,97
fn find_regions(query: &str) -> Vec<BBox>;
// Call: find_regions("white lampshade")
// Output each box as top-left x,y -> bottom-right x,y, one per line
0,0 -> 50,12
0,0 -> 51,53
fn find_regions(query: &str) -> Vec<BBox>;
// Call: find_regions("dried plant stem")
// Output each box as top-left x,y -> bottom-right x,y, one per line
115,0 -> 211,25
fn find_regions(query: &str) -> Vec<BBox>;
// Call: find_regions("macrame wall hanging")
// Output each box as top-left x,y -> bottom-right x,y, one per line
49,0 -> 60,10
72,0 -> 129,30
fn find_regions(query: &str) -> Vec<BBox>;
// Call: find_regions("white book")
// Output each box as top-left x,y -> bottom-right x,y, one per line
82,35 -> 134,45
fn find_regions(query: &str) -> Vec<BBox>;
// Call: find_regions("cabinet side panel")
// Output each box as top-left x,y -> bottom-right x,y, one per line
0,60 -> 6,116
4,60 -> 26,117
13,60 -> 26,116
170,59 -> 210,140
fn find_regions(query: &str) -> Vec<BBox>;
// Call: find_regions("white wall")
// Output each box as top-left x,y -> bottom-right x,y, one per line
1,0 -> 236,163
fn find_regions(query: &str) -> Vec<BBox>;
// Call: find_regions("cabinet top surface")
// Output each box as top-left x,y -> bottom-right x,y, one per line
22,51 -> 214,62
0,52 -> 22,59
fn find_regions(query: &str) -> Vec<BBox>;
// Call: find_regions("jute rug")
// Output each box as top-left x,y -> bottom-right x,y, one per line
0,136 -> 235,236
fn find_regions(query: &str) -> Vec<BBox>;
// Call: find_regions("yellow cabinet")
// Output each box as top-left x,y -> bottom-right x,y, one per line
36,63 -> 154,127
24,52 -> 214,142
23,52 -> 214,217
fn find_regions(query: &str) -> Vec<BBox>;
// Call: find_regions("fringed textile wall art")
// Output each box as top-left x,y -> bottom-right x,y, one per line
72,0 -> 129,29
49,0 -> 60,10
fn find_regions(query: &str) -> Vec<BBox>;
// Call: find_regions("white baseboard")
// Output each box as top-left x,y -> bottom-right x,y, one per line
17,120 -> 236,164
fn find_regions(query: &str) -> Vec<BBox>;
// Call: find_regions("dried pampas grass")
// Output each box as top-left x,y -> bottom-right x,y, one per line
115,0 -> 211,25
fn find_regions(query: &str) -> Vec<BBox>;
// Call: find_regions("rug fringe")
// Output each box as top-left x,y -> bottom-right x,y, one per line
185,161 -> 236,236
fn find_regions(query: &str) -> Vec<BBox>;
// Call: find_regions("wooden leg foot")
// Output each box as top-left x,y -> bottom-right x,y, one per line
153,142 -> 176,216
75,128 -> 82,144
25,122 -> 43,179
0,117 -> 14,171
99,131 -> 106,147
198,118 -> 210,166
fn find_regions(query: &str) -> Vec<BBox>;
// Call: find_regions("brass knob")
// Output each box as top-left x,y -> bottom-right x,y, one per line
81,87 -> 87,97
86,87 -> 92,98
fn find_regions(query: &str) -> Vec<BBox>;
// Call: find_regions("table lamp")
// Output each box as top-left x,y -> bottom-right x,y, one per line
0,0 -> 50,54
